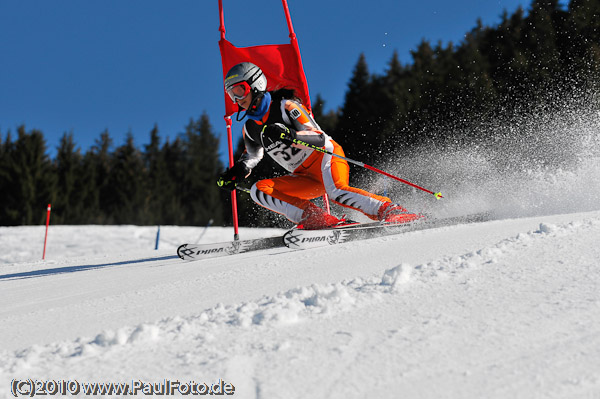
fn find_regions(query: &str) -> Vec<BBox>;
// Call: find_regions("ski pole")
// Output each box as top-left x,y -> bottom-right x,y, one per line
288,136 -> 443,199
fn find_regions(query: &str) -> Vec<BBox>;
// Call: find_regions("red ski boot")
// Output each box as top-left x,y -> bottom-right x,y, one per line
378,202 -> 423,224
298,203 -> 342,230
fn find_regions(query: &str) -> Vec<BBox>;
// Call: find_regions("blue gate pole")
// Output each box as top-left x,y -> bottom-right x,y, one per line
155,225 -> 161,250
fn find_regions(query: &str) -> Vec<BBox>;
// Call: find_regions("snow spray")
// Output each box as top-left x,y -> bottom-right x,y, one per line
362,82 -> 600,221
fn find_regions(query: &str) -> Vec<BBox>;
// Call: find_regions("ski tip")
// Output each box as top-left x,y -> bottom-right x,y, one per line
434,192 -> 443,200
177,244 -> 188,260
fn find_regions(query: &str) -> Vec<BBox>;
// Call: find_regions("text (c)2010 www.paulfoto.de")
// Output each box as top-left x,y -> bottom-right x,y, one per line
10,378 -> 236,396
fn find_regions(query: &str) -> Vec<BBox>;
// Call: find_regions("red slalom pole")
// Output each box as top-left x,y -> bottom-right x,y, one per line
42,204 -> 51,260
225,116 -> 240,240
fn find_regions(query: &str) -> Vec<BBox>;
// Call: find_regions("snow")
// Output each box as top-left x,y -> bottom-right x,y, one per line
1,211 -> 600,398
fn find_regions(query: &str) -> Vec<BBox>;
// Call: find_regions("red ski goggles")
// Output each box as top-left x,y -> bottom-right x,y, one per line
226,81 -> 251,103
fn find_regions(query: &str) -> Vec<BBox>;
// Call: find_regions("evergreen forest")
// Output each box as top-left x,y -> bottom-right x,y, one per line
1,0 -> 599,227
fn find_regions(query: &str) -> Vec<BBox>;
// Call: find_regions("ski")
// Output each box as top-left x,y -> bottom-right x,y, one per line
177,235 -> 285,261
281,212 -> 490,250
176,219 -> 375,261
177,211 -> 492,261
282,221 -> 411,250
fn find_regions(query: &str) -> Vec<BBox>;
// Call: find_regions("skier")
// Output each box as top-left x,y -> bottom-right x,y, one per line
217,62 -> 422,229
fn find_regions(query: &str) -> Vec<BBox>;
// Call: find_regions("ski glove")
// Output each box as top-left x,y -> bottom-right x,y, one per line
262,123 -> 297,144
262,123 -> 326,148
217,162 -> 250,191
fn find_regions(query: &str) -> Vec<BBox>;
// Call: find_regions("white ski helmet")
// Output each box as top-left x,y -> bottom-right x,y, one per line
224,62 -> 267,103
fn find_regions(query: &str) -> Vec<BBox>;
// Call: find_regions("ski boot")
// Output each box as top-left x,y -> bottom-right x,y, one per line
298,203 -> 342,230
378,202 -> 423,224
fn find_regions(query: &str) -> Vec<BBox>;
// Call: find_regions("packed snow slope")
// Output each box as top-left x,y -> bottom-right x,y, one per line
1,212 -> 600,399
1,93 -> 600,398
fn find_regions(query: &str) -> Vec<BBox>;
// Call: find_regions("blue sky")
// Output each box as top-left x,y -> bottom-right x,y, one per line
0,0 -> 564,164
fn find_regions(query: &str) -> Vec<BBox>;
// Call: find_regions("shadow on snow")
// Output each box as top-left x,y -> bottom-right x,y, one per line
0,255 -> 179,281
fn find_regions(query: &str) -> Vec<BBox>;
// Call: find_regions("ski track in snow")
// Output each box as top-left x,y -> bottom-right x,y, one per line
1,211 -> 600,398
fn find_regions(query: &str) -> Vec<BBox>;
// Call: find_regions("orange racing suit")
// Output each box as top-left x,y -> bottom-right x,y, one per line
239,90 -> 392,224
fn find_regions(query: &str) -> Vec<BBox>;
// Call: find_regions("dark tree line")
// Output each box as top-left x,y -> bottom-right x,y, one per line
0,114 -> 224,226
2,0 -> 599,226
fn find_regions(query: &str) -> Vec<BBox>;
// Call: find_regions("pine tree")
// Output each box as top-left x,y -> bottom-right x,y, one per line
567,0 -> 600,75
483,7 -> 528,99
378,51 -> 413,154
180,113 -> 224,226
105,133 -> 148,224
1,126 -> 55,225
160,137 -> 186,225
455,21 -> 495,109
521,0 -> 563,86
335,54 -> 376,163
144,124 -> 171,225
87,130 -> 114,223
53,132 -> 84,223
0,130 -> 14,224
